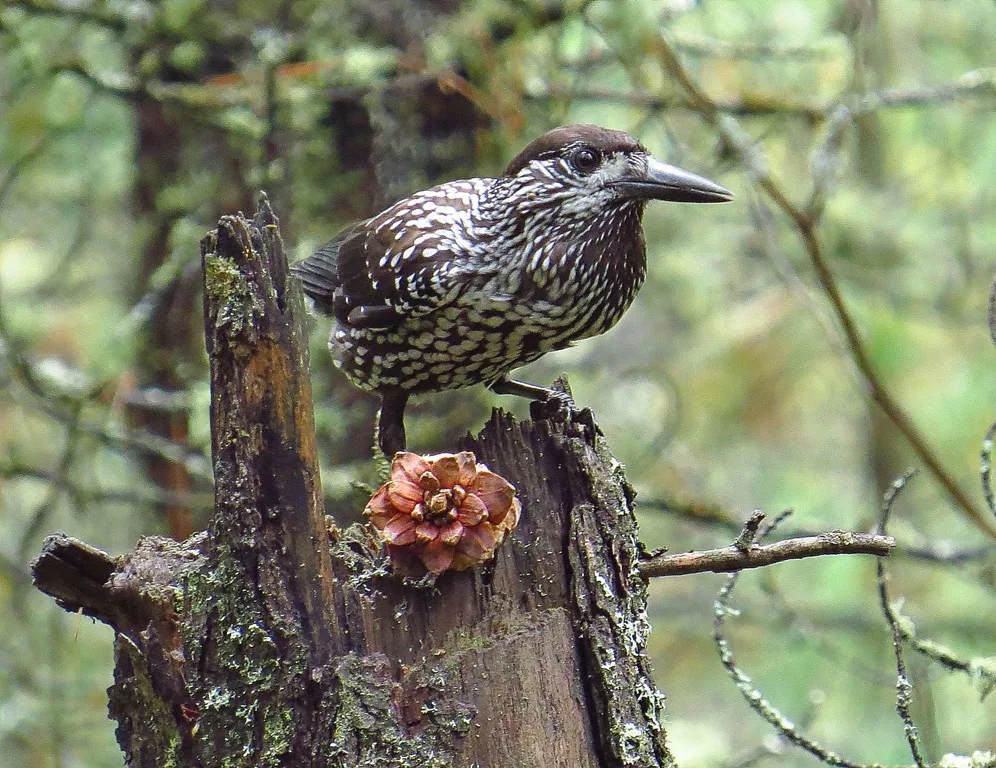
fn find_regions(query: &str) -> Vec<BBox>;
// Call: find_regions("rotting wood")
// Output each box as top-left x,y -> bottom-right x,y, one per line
33,196 -> 673,768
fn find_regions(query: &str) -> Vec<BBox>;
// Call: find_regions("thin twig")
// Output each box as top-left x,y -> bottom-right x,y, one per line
720,697 -> 822,768
983,421 -> 996,521
748,193 -> 861,380
875,472 -> 928,768
712,512 -> 873,768
529,84 -> 824,118
675,35 -> 842,62
809,70 -> 996,220
650,34 -> 996,540
826,71 -> 996,133
734,509 -> 767,550
533,68 -> 996,124
871,471 -> 996,698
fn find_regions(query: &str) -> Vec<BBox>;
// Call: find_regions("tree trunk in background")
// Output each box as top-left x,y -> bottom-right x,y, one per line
127,91 -> 197,541
126,31 -> 255,539
32,198 -> 673,768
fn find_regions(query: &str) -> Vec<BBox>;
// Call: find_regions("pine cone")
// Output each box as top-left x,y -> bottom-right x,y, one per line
365,451 -> 521,575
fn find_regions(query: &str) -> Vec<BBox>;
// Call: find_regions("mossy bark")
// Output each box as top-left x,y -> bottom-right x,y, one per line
32,197 -> 674,768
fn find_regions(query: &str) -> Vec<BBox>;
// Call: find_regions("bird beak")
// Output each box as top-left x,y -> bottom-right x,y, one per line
614,156 -> 733,203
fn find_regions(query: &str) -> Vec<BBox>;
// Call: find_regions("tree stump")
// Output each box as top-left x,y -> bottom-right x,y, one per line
32,196 -> 672,768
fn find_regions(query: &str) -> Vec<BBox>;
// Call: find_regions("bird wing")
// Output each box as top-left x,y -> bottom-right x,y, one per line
292,190 -> 476,330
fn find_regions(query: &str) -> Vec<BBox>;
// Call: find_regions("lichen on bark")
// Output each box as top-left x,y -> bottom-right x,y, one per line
329,654 -> 473,768
109,635 -> 183,768
202,252 -> 265,342
179,546 -> 306,767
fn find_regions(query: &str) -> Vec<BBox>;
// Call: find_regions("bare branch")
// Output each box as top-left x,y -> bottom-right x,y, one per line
674,34 -> 842,62
534,69 -> 996,125
31,532 -> 206,634
31,534 -> 120,624
528,84 -> 824,118
808,70 -> 996,221
640,529 -> 893,578
829,69 -> 996,125
638,497 -> 989,565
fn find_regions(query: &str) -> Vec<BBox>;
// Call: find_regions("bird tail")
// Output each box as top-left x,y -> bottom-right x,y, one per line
291,245 -> 339,316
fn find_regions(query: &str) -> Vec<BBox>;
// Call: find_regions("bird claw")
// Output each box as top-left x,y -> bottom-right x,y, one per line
528,386 -> 577,423
545,388 -> 576,411
540,386 -> 601,438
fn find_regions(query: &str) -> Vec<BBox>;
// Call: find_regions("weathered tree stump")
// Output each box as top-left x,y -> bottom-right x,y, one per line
32,196 -> 672,768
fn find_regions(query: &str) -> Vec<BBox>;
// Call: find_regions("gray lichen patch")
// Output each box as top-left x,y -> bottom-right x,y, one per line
329,654 -> 473,768
109,635 -> 183,768
562,424 -> 673,768
179,546 -> 306,767
329,522 -> 392,593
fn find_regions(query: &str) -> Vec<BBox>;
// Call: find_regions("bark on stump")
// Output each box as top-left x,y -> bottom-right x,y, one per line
32,196 -> 672,768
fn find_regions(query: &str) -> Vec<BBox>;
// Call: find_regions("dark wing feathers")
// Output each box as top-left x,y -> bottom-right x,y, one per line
291,205 -> 467,331
335,225 -> 397,310
291,220 -> 403,329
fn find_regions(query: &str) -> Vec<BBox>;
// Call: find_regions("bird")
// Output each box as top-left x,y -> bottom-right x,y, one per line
293,124 -> 732,456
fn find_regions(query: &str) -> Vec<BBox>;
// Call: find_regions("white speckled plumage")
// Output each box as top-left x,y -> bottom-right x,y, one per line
296,128 -> 656,393
292,124 -> 731,453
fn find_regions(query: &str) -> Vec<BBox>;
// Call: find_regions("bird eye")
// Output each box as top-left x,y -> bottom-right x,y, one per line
571,147 -> 601,173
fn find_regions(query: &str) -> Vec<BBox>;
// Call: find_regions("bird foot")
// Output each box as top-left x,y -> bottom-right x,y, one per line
542,387 -> 576,413
537,376 -> 602,437
489,375 -> 584,422
525,379 -> 583,425
375,390 -> 409,462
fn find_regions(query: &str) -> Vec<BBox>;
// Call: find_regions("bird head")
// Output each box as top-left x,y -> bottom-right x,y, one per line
499,124 -> 732,228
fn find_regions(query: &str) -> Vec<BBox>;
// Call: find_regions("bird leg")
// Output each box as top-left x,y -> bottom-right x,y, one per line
377,390 -> 409,457
488,377 -> 576,409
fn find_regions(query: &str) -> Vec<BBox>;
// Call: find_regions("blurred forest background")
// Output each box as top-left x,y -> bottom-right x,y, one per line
1,0 -> 994,765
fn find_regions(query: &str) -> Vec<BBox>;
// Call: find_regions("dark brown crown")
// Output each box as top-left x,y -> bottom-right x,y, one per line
502,124 -> 645,177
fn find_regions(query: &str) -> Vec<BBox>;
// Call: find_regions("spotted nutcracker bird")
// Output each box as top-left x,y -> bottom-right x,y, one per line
293,124 -> 732,456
